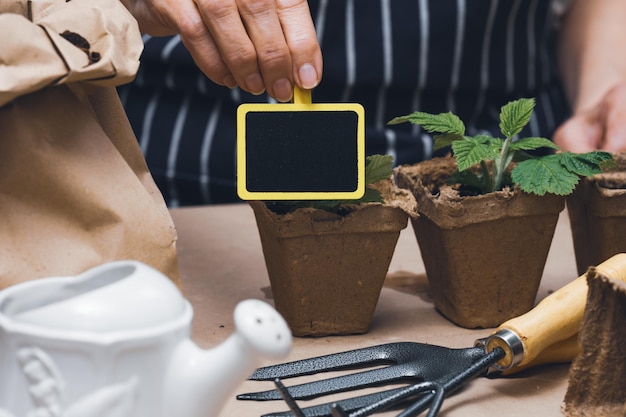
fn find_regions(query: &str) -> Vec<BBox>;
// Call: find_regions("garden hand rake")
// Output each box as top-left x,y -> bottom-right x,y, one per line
237,253 -> 626,416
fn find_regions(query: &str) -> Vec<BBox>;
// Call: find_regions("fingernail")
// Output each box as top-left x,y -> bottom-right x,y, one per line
245,73 -> 265,95
273,78 -> 293,102
299,64 -> 318,89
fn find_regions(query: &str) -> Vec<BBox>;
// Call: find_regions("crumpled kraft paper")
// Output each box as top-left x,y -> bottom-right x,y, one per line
0,0 -> 180,287
0,0 -> 142,107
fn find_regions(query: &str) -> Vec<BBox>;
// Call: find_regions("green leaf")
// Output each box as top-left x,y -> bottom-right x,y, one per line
365,154 -> 394,185
509,137 -> 560,152
499,98 -> 535,138
358,186 -> 385,204
451,136 -> 500,172
511,155 -> 580,196
387,111 -> 465,136
433,133 -> 465,150
555,151 -> 614,177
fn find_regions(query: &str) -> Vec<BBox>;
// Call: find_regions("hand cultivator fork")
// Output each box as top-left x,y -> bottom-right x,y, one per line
237,254 -> 626,417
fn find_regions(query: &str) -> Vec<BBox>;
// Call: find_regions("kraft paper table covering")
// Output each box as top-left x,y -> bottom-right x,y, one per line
171,204 -> 577,417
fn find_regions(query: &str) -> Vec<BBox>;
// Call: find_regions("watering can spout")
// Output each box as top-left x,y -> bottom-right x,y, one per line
163,299 -> 292,417
0,261 -> 291,417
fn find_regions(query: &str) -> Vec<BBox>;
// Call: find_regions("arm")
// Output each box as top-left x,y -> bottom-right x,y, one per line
553,0 -> 626,152
119,0 -> 323,102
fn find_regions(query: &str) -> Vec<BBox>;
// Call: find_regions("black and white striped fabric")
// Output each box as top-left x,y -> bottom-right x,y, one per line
118,0 -> 572,207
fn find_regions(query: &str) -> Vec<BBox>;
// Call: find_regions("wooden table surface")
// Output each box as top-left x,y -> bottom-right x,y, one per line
170,203 -> 578,417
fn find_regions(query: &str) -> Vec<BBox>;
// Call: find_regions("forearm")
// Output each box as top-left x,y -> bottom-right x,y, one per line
558,0 -> 626,112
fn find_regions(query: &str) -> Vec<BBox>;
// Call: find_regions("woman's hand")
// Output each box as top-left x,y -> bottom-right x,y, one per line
120,0 -> 323,102
554,82 -> 626,153
555,0 -> 626,152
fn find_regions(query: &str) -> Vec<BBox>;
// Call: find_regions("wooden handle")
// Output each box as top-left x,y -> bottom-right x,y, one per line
501,335 -> 578,375
482,253 -> 626,372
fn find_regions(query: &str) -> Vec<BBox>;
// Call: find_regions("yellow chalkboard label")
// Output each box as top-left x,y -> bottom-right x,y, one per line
237,87 -> 365,200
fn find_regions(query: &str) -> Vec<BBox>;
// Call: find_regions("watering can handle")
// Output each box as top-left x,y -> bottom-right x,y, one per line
476,253 -> 626,374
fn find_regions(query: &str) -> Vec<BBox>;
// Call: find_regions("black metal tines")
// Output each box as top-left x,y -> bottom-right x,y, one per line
273,377 -> 443,417
272,347 -> 506,417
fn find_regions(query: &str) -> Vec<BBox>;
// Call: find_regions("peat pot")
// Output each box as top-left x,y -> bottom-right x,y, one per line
395,157 -> 565,328
249,185 -> 417,337
567,152 -> 626,275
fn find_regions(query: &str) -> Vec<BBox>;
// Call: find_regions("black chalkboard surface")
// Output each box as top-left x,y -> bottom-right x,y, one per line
237,87 -> 365,200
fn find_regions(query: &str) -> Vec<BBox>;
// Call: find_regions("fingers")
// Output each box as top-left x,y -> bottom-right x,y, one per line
601,84 -> 626,152
604,112 -> 626,152
177,0 -> 321,101
178,1 -> 240,89
183,37 -> 238,89
276,0 -> 323,89
555,82 -> 626,153
553,110 -> 603,153
236,0 -> 294,100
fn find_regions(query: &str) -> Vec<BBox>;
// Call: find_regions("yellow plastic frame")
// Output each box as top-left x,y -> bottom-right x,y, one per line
237,87 -> 365,201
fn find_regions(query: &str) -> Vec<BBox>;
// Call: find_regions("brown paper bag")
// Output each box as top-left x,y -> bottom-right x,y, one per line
0,0 -> 143,106
0,0 -> 180,288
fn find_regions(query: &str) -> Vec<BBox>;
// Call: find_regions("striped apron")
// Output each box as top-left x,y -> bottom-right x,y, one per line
118,0 -> 571,206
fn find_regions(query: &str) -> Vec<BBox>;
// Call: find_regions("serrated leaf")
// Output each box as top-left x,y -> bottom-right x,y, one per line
451,138 -> 499,172
509,137 -> 560,151
499,98 -> 535,138
582,150 -> 614,164
359,186 -> 385,203
556,152 -> 599,177
555,151 -> 614,177
511,155 -> 579,196
433,133 -> 464,150
365,154 -> 394,185
387,111 -> 465,135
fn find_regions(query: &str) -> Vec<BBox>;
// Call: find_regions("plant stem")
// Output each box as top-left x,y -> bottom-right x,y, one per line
492,136 -> 513,192
480,160 -> 492,193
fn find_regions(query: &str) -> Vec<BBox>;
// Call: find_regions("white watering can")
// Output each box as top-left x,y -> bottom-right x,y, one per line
0,260 -> 292,417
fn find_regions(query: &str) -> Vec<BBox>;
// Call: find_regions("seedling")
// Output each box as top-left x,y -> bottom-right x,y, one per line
265,154 -> 393,214
388,98 -> 614,196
